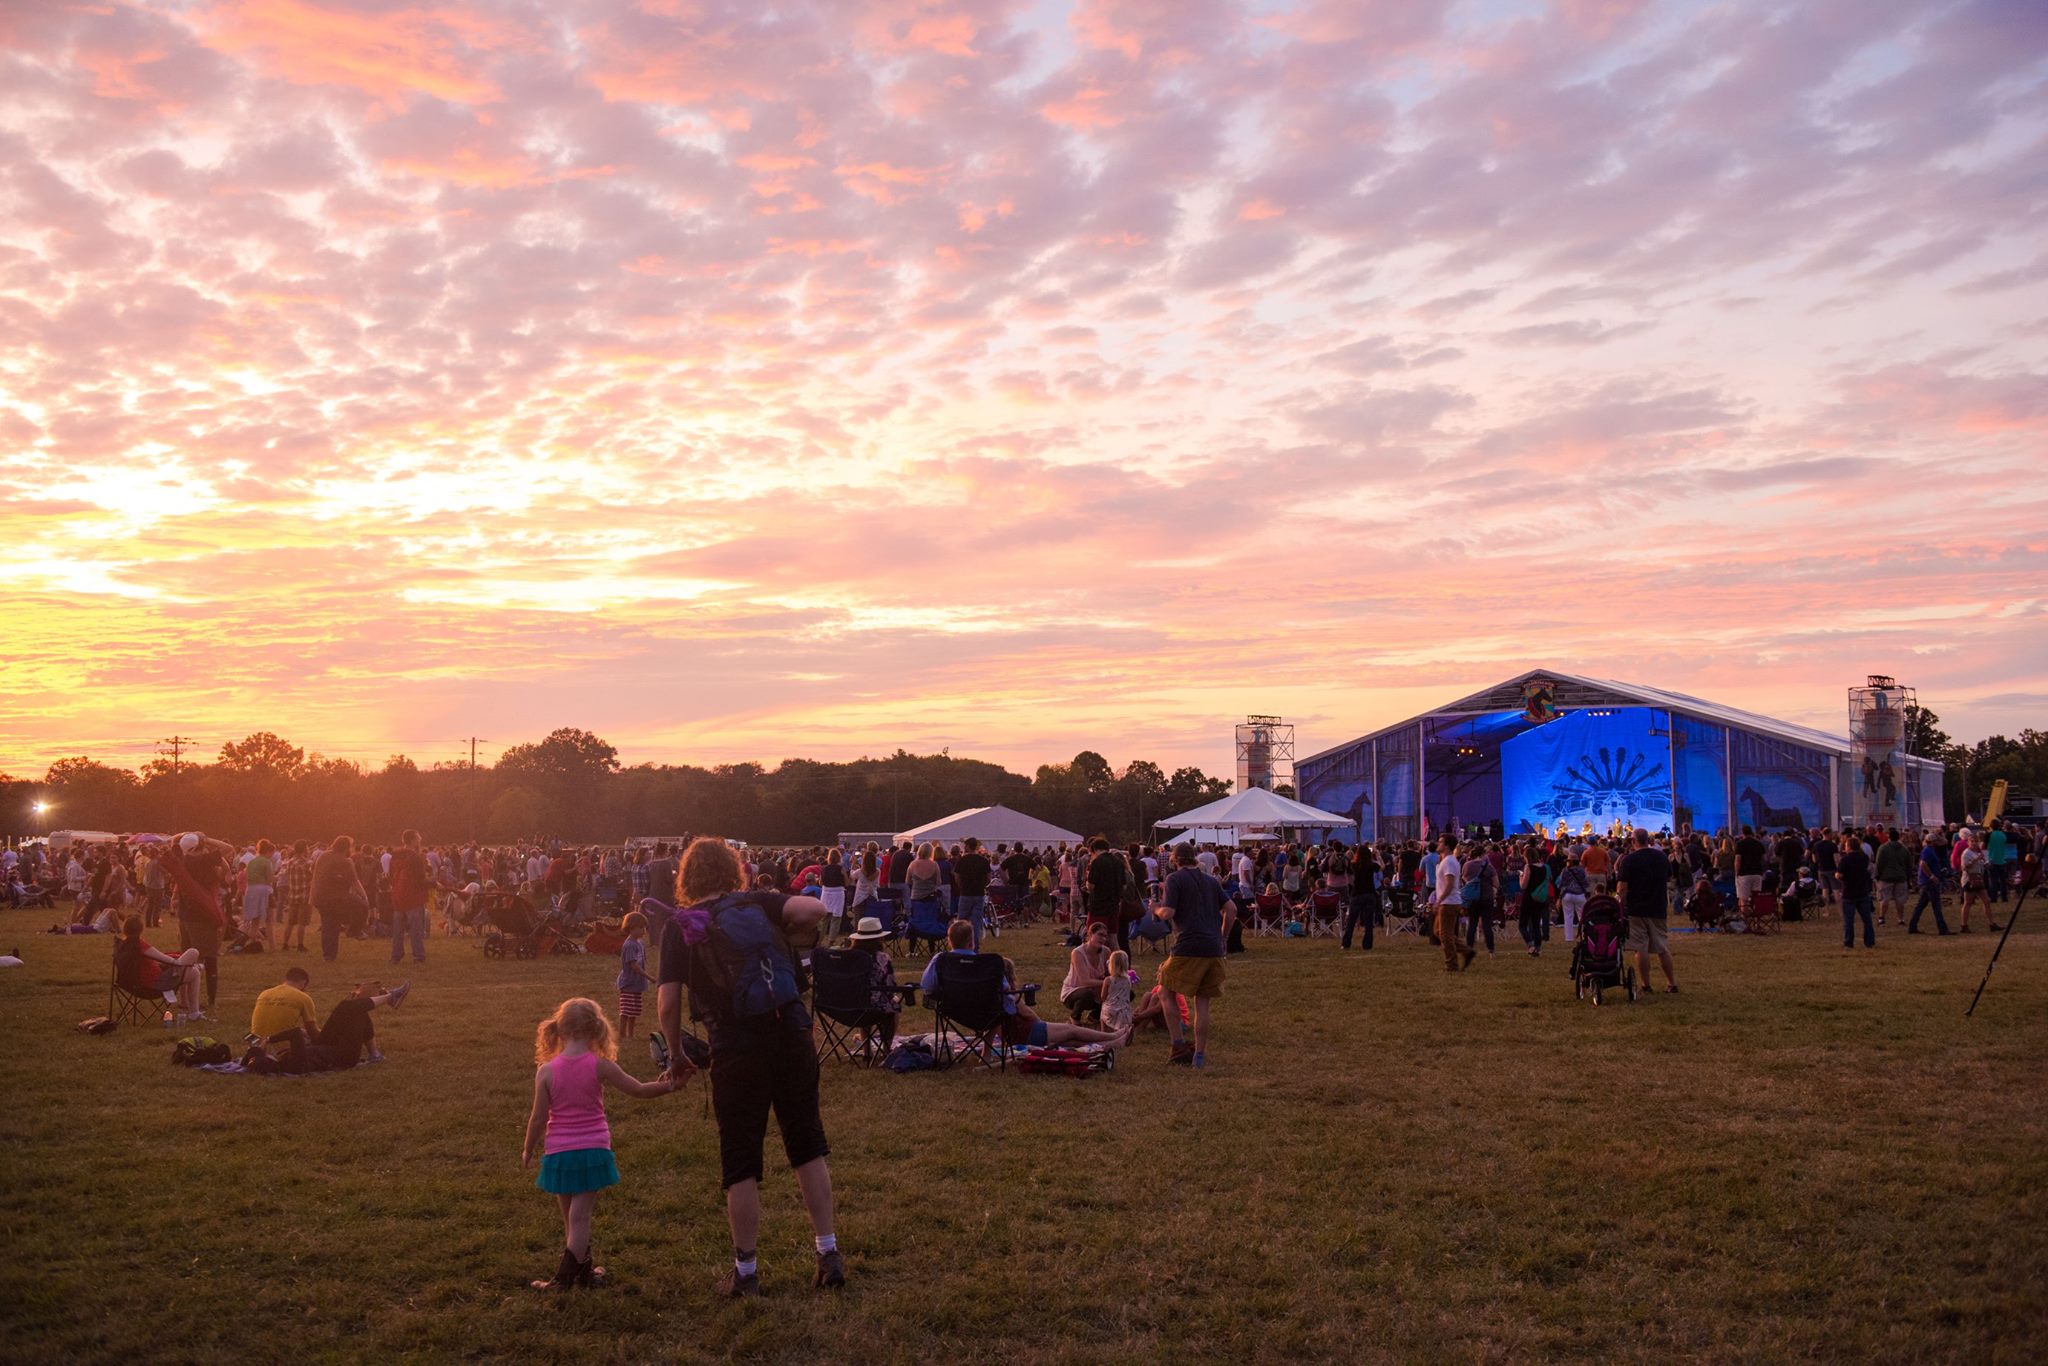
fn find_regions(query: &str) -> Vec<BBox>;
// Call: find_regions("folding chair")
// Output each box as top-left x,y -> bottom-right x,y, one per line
1383,887 -> 1421,937
1252,893 -> 1287,937
1307,889 -> 1342,937
903,897 -> 951,958
871,887 -> 906,949
810,949 -> 914,1066
927,953 -> 1036,1071
1745,890 -> 1782,935
109,949 -> 169,1027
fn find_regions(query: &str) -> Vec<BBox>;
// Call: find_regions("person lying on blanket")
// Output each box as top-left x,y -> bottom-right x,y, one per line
243,973 -> 412,1073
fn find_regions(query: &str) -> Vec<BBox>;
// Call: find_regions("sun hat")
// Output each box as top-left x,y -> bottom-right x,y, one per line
848,915 -> 889,942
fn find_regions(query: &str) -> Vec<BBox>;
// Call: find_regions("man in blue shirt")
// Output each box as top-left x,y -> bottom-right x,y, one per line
1154,844 -> 1237,1069
1908,836 -> 1951,935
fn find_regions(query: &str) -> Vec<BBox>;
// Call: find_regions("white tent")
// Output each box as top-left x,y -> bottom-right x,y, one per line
1155,787 -> 1354,835
1162,826 -> 1280,847
895,804 -> 1083,847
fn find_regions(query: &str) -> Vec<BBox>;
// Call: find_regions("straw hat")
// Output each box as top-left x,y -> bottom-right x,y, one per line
848,915 -> 889,942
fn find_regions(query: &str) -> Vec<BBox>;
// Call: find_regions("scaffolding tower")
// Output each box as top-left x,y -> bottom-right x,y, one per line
1236,715 -> 1295,793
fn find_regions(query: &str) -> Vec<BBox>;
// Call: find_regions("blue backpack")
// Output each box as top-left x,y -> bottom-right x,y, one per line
690,894 -> 801,1025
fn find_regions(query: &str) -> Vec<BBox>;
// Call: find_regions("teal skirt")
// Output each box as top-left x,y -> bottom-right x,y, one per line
537,1147 -> 619,1195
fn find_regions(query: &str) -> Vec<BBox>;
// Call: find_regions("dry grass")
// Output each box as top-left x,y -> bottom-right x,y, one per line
2,904 -> 2044,1364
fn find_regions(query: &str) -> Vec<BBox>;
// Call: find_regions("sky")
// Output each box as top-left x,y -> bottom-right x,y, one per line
1,0 -> 2045,781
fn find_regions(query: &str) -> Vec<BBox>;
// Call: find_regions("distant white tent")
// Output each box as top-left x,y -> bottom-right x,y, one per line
895,804 -> 1084,847
1155,787 -> 1354,835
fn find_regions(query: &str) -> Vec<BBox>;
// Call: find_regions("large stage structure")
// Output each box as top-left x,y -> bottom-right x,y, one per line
1297,669 -> 1947,842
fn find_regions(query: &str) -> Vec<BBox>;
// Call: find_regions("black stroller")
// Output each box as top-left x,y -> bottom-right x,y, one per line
1568,893 -> 1638,1005
478,891 -> 587,959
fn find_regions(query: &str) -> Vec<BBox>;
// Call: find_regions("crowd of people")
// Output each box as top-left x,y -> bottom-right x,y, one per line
9,811 -> 2039,1296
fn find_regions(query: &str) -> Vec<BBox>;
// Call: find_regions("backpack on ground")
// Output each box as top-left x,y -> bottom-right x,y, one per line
171,1036 -> 231,1066
689,895 -> 801,1025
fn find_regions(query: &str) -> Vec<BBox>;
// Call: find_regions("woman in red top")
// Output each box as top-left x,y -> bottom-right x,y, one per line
114,915 -> 204,1019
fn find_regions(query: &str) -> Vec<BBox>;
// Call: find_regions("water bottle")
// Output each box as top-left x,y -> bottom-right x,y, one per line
162,1009 -> 174,1028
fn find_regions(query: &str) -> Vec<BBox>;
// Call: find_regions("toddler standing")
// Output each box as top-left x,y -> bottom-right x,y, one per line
1100,950 -> 1134,1033
616,911 -> 648,1040
522,997 -> 682,1290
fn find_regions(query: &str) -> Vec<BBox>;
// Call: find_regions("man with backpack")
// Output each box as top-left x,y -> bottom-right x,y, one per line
656,837 -> 843,1298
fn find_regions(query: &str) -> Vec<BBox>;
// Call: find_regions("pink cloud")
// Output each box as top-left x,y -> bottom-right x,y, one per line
1,0 -> 2043,775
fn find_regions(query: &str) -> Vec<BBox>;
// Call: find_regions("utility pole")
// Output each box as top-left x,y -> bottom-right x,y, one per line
464,737 -> 485,843
157,735 -> 194,832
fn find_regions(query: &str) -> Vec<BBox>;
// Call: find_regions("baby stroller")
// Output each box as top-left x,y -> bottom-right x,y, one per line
1568,892 -> 1637,1005
478,891 -> 587,960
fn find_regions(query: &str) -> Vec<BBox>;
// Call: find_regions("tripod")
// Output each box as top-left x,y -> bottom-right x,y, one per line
1965,884 -> 2032,1017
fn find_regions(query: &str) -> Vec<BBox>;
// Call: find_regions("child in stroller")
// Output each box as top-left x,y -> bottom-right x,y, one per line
1567,893 -> 1637,1005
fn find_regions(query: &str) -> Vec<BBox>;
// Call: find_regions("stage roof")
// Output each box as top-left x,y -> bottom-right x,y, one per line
1299,668 -> 1937,767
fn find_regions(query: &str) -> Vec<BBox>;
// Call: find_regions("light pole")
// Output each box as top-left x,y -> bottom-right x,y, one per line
33,800 -> 49,839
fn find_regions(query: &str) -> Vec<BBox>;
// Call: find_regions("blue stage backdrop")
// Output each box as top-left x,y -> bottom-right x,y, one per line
1502,708 -> 1674,834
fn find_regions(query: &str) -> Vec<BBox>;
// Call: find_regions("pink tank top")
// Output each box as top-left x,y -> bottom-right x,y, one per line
543,1051 -> 612,1155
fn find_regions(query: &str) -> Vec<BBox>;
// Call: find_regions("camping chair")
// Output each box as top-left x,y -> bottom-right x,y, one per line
1251,892 -> 1287,937
904,896 -> 951,958
1383,886 -> 1420,937
927,952 -> 1036,1071
870,887 -> 905,948
1307,889 -> 1343,937
810,949 -> 914,1066
1744,890 -> 1781,935
109,948 -> 169,1027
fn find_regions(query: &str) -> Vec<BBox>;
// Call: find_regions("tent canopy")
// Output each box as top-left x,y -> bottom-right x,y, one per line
895,804 -> 1083,847
1163,826 -> 1282,846
1155,787 -> 1353,832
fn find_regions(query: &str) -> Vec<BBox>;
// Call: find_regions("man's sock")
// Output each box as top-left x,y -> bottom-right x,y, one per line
734,1251 -> 757,1277
815,1233 -> 837,1255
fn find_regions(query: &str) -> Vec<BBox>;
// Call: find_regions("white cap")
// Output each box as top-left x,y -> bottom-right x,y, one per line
179,833 -> 200,852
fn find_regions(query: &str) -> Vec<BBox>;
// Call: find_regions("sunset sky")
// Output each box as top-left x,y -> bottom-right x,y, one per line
2,0 -> 2044,780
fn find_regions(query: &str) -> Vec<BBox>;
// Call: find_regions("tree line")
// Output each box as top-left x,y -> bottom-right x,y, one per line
0,727 -> 1235,846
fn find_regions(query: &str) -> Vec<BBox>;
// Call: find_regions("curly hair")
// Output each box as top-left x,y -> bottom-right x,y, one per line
534,997 -> 616,1065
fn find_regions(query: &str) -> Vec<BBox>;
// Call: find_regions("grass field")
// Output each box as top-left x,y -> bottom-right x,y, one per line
3,903 -> 2045,1364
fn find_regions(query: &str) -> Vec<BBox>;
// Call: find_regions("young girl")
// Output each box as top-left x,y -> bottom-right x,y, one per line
1100,950 -> 1134,1034
615,912 -> 648,1040
522,997 -> 682,1290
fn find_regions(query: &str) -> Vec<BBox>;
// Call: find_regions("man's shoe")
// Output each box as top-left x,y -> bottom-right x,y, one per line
717,1268 -> 760,1299
814,1249 -> 846,1289
1168,1043 -> 1194,1066
1460,949 -> 1476,969
387,981 -> 412,1010
1991,923 -> 2006,933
